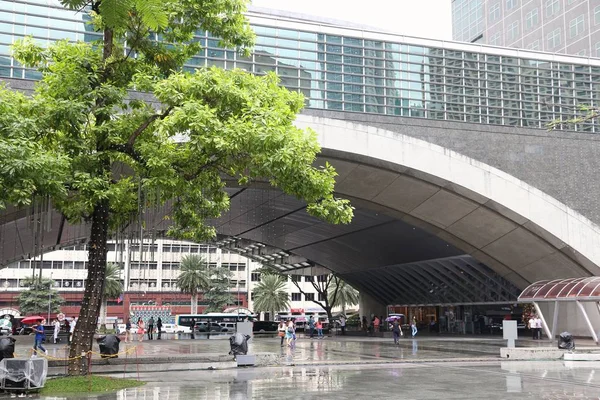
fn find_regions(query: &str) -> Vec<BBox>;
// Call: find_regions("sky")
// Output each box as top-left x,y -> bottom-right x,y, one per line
249,0 -> 453,40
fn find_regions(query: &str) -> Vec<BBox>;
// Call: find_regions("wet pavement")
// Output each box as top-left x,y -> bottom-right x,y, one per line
5,335 -> 600,398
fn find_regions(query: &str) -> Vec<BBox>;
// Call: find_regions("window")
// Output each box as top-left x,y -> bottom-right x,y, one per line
596,42 -> 600,57
318,293 -> 326,301
251,273 -> 261,282
291,275 -> 301,282
506,0 -> 517,11
526,8 -> 539,29
291,293 -> 301,301
489,32 -> 502,46
305,293 -> 314,301
547,28 -> 561,49
507,21 -> 519,41
545,0 -> 560,17
596,6 -> 600,25
304,276 -> 314,282
569,15 -> 585,38
489,3 -> 501,21
317,275 -> 328,283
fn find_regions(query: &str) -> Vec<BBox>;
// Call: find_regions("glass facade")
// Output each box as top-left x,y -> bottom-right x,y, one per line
2,1 -> 600,132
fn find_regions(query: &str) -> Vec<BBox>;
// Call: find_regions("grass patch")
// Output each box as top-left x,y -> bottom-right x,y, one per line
41,375 -> 144,395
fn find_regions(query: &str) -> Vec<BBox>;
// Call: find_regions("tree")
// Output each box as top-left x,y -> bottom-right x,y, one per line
1,0 -> 353,375
177,255 -> 210,314
98,263 -> 123,328
17,277 -> 64,317
328,278 -> 359,316
289,274 -> 342,327
252,274 -> 290,321
203,265 -> 233,312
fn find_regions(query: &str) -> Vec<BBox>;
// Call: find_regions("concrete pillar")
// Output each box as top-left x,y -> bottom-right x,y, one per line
359,292 -> 387,321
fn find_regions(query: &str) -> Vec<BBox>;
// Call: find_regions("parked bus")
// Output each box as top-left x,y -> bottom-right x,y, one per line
174,313 -> 252,331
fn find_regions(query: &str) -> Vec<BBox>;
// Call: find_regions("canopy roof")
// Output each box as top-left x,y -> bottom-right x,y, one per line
519,277 -> 600,302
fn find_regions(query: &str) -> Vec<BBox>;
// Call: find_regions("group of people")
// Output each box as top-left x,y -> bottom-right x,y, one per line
277,319 -> 296,347
528,314 -> 543,339
32,316 -> 78,357
124,316 -> 163,343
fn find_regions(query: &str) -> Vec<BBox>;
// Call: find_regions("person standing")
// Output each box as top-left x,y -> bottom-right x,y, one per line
411,317 -> 418,338
53,318 -> 61,344
277,321 -> 286,347
33,319 -> 47,356
528,315 -> 536,339
362,316 -> 368,336
147,316 -> 155,340
286,319 -> 295,347
124,318 -> 132,343
340,316 -> 346,336
308,315 -> 315,339
392,320 -> 402,345
316,319 -> 323,339
373,316 -> 380,334
137,318 -> 145,342
156,317 -> 163,340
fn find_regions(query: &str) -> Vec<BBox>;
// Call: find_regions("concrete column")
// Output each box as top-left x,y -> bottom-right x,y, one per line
359,292 -> 387,321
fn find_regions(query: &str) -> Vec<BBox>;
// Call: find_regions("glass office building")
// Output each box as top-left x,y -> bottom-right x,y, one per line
2,1 -> 600,132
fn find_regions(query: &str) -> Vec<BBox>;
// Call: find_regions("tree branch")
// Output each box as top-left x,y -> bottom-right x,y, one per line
291,279 -> 328,311
127,106 -> 174,147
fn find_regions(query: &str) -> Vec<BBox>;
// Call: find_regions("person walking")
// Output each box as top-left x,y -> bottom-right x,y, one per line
529,315 -> 537,339
285,319 -> 295,347
340,316 -> 346,336
137,318 -> 145,342
124,318 -> 132,343
411,317 -> 418,338
69,317 -> 77,345
535,315 -> 543,340
147,316 -> 155,340
156,317 -> 163,340
308,315 -> 315,339
32,319 -> 47,357
392,319 -> 402,345
53,318 -> 61,344
362,316 -> 368,336
278,321 -> 286,347
316,319 -> 324,339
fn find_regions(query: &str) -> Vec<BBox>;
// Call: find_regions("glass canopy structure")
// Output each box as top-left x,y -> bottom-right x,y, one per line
2,2 -> 600,132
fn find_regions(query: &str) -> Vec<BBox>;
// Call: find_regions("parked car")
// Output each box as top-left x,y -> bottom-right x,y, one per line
252,321 -> 279,333
162,324 -> 191,334
193,322 -> 228,333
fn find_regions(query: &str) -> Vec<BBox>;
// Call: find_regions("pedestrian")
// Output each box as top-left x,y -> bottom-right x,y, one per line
286,319 -> 295,347
535,315 -> 543,339
308,315 -> 315,339
362,316 -> 368,335
340,316 -> 346,336
147,316 -> 155,340
392,319 -> 402,345
125,318 -> 132,343
316,319 -> 323,339
277,321 -> 286,347
156,317 -> 163,340
529,315 -> 536,339
411,317 -> 418,338
32,319 -> 47,357
69,317 -> 77,344
379,315 -> 384,332
373,316 -> 380,333
53,318 -> 60,344
137,318 -> 145,342
190,318 -> 196,339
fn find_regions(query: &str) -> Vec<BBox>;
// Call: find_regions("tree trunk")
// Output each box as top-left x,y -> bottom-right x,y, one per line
191,293 -> 197,314
67,200 -> 109,375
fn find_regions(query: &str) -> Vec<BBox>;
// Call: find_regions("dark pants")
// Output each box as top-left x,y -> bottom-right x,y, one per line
33,338 -> 46,355
532,329 -> 537,339
393,330 -> 400,344
148,326 -> 154,340
280,333 -> 285,346
341,326 -> 346,335
309,327 -> 314,338
157,328 -> 162,339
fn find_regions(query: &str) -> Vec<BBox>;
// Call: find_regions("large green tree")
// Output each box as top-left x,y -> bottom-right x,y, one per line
177,255 -> 210,314
252,273 -> 290,321
0,0 -> 353,374
328,278 -> 359,316
203,265 -> 233,312
17,277 -> 64,317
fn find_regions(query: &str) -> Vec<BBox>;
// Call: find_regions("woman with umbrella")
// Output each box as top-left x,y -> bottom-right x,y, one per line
386,315 -> 403,344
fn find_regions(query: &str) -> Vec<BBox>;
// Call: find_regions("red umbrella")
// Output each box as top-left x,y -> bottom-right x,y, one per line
20,316 -> 44,325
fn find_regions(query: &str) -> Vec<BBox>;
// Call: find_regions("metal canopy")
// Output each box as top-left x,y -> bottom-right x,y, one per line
519,277 -> 600,302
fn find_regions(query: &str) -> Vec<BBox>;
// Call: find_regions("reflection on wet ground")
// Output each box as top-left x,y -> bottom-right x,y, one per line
34,361 -> 600,400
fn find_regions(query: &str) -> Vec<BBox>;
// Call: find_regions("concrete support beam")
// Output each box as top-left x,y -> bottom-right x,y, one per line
359,292 -> 387,322
576,301 -> 599,345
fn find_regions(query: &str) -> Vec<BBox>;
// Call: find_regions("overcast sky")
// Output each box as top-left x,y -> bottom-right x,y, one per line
250,0 -> 452,40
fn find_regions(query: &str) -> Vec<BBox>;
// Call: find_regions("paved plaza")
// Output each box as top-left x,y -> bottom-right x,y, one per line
4,334 -> 600,399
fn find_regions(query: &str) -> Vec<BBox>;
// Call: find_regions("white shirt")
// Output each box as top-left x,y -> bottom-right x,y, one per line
535,318 -> 542,329
53,321 -> 60,334
340,318 -> 346,327
528,318 -> 536,329
70,319 -> 77,333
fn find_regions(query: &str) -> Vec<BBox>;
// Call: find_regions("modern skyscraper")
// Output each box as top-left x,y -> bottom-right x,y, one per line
452,0 -> 600,56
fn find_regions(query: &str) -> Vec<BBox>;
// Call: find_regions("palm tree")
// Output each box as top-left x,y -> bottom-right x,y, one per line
328,278 -> 359,316
252,274 -> 290,321
177,255 -> 210,314
99,263 -> 123,328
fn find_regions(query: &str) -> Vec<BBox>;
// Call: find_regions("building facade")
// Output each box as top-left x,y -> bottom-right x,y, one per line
0,240 -> 336,322
452,0 -> 600,56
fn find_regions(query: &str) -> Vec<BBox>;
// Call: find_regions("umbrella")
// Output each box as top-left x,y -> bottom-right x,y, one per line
20,316 -> 44,325
385,315 -> 403,322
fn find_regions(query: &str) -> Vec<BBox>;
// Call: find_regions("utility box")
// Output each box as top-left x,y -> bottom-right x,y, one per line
503,320 -> 518,348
